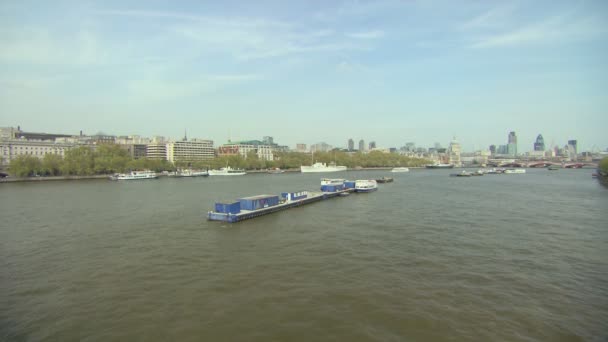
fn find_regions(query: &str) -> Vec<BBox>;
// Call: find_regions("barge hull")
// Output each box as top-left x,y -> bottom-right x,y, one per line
208,189 -> 353,223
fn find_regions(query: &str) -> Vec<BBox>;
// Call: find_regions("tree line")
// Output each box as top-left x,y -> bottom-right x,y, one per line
8,144 -> 431,177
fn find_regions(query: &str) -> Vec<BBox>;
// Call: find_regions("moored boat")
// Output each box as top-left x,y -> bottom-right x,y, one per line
391,167 -> 410,173
267,168 -> 285,174
208,166 -> 246,176
172,169 -> 209,177
355,179 -> 378,192
301,162 -> 347,173
450,171 -> 472,177
110,170 -> 157,180
426,163 -> 454,169
376,177 -> 394,183
504,168 -> 526,174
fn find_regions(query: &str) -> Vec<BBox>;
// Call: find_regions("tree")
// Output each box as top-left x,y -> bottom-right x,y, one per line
94,144 -> 130,174
41,154 -> 64,176
599,157 -> 608,174
9,155 -> 42,177
62,146 -> 95,175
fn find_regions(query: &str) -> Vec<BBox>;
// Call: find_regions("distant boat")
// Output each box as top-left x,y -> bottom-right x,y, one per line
548,165 -> 560,171
110,170 -> 157,180
301,162 -> 347,173
321,178 -> 345,186
267,168 -> 285,174
426,163 -> 454,169
391,167 -> 410,173
504,169 -> 526,174
171,169 -> 209,177
376,177 -> 394,183
450,171 -> 472,177
355,179 -> 378,192
208,166 -> 246,176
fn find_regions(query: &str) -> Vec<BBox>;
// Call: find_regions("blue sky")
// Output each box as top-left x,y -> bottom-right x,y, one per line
1,0 -> 607,152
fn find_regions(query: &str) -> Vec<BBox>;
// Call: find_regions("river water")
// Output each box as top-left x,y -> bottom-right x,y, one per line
1,168 -> 607,341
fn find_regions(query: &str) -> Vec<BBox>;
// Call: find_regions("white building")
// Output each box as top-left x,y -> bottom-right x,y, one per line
448,137 -> 462,167
1,138 -> 75,166
219,141 -> 274,161
166,139 -> 215,163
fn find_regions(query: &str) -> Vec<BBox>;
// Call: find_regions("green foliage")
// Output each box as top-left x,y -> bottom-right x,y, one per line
9,155 -> 42,177
94,144 -> 130,174
41,154 -> 64,176
600,157 -> 608,173
8,144 -> 431,177
62,146 -> 95,175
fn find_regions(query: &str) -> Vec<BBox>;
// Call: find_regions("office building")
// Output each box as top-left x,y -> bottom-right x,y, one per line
534,134 -> 545,151
166,139 -> 215,163
369,141 -> 377,150
219,140 -> 274,161
359,139 -> 365,152
507,131 -> 517,156
296,144 -> 307,152
448,137 -> 462,167
347,139 -> 354,151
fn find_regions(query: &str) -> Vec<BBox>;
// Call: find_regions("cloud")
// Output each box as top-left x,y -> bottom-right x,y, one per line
466,11 -> 608,48
346,30 -> 385,39
460,5 -> 516,30
0,27 -> 110,66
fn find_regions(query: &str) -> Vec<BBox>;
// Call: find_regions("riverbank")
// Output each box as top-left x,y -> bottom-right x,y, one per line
0,175 -> 110,183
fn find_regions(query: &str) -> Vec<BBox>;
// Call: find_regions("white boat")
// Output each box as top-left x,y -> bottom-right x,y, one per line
504,169 -> 526,174
355,179 -> 378,192
425,163 -> 454,169
301,162 -> 347,173
321,178 -> 345,186
110,170 -> 157,180
172,169 -> 209,177
267,168 -> 285,174
208,166 -> 246,176
391,167 -> 410,173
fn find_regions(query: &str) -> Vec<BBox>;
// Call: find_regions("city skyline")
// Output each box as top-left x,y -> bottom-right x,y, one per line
1,1 -> 607,151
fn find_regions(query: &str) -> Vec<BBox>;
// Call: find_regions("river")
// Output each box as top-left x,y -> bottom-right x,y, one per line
1,168 -> 607,341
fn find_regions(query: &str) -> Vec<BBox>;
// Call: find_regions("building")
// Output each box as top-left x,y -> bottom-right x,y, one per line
263,136 -> 274,145
448,137 -> 462,167
534,134 -> 545,152
166,139 -> 215,163
0,126 -> 78,167
347,139 -> 354,151
295,144 -> 307,153
358,139 -> 365,152
219,140 -> 274,161
1,138 -> 75,167
567,140 -> 577,155
489,145 -> 496,155
567,140 -> 577,161
369,141 -> 377,150
146,143 -> 167,160
507,131 -> 518,157
310,142 -> 332,153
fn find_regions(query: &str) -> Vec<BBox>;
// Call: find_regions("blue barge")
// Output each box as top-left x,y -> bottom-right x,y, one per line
208,189 -> 355,223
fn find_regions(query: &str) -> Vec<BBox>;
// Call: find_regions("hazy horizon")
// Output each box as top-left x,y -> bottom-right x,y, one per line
1,0 -> 607,152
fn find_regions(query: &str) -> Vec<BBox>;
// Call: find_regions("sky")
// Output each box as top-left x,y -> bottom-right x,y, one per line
0,0 -> 607,152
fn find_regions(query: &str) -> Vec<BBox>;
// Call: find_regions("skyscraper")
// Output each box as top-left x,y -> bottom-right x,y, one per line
369,141 -> 376,150
448,137 -> 462,166
347,138 -> 354,151
567,140 -> 577,161
534,134 -> 545,151
359,139 -> 365,152
507,131 -> 517,156
567,140 -> 577,155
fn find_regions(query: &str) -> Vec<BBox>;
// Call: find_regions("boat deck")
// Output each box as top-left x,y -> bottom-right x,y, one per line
208,189 -> 355,223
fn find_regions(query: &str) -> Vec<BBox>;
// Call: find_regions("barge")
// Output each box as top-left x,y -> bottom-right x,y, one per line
208,188 -> 355,223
